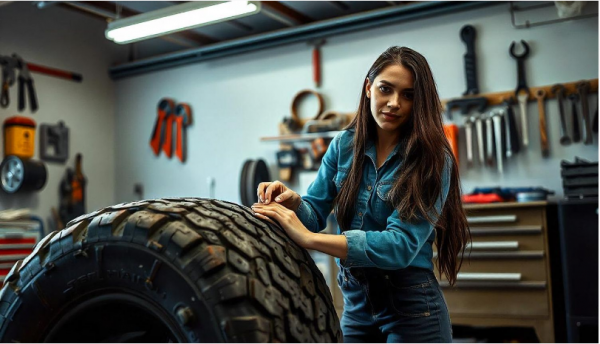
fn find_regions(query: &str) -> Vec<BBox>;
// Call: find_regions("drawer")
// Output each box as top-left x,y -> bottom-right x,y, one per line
457,258 -> 548,281
441,286 -> 549,317
466,207 -> 544,228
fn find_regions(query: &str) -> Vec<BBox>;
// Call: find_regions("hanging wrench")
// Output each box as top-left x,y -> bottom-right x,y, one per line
510,40 -> 531,147
535,89 -> 549,157
551,84 -> 571,145
492,111 -> 504,174
464,117 -> 474,167
485,114 -> 494,166
576,81 -> 593,145
475,115 -> 485,166
569,94 -> 581,143
502,98 -> 520,157
500,107 -> 512,158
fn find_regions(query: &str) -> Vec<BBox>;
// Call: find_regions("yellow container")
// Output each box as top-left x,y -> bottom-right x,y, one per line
3,116 -> 36,159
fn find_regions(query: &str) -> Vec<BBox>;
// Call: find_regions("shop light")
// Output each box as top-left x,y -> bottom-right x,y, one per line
105,1 -> 261,44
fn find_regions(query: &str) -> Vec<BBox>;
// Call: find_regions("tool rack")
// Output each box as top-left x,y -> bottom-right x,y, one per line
443,78 -> 598,109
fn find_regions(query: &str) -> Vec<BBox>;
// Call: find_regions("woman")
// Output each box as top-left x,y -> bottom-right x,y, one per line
252,46 -> 469,343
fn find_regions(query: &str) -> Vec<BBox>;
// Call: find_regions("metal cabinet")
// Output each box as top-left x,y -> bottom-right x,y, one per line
437,201 -> 555,343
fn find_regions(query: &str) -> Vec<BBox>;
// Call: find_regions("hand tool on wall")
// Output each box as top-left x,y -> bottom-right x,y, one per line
551,84 -> 571,145
535,89 -> 550,157
464,117 -> 474,167
150,98 -> 176,156
502,98 -> 520,156
443,124 -> 459,165
576,81 -> 593,145
26,63 -> 82,82
174,103 -> 192,163
445,97 -> 487,121
510,40 -> 531,147
58,153 -> 86,225
485,114 -> 494,166
492,111 -> 504,173
0,56 -> 16,108
308,39 -> 326,88
593,101 -> 598,134
40,121 -> 69,163
568,94 -> 581,143
162,110 -> 175,158
475,115 -> 485,165
460,25 -> 479,95
13,54 -> 38,113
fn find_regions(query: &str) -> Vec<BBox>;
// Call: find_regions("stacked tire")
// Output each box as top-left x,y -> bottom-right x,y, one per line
0,198 -> 342,342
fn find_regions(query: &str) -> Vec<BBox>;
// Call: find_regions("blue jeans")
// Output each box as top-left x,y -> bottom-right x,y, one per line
338,266 -> 452,343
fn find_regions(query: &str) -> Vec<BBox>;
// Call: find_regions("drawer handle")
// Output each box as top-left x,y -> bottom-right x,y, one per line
0,254 -> 28,262
439,281 -> 547,289
457,272 -> 522,281
470,226 -> 542,236
433,250 -> 544,260
0,244 -> 35,250
467,215 -> 517,223
467,241 -> 519,251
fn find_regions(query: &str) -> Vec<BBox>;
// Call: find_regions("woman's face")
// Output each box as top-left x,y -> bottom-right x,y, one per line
366,64 -> 414,135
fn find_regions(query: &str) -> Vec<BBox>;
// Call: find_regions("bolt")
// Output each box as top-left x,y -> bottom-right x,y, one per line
176,306 -> 194,326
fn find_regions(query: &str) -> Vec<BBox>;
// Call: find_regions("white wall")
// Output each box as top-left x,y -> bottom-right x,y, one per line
112,3 -> 598,204
0,2 -> 127,231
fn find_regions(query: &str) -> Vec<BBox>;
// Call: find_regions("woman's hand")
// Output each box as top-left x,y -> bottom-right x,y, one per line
252,202 -> 314,249
256,180 -> 301,211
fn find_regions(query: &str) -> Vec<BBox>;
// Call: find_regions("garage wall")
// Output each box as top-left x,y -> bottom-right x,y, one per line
114,3 -> 598,205
0,3 -> 127,231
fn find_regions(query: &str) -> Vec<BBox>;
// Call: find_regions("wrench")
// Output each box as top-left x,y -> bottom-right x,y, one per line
464,117 -> 474,166
569,94 -> 581,143
576,81 -> 593,145
510,40 -> 531,147
500,107 -> 512,158
569,93 -> 581,142
475,115 -> 485,165
535,89 -> 549,157
551,84 -> 571,145
502,98 -> 520,157
492,111 -> 504,174
485,114 -> 494,166
517,93 -> 530,148
461,25 -> 479,95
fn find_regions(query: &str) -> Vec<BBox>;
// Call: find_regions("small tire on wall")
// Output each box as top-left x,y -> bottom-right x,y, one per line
0,198 -> 342,342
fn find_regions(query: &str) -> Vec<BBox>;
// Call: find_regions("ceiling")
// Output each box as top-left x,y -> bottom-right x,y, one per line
47,1 -> 412,61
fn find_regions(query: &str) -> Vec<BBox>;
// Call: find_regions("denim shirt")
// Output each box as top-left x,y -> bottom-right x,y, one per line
296,129 -> 451,271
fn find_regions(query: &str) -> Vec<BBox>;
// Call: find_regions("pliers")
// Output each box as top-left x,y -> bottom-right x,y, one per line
13,54 -> 38,113
0,56 -> 16,108
174,103 -> 192,163
150,98 -> 176,156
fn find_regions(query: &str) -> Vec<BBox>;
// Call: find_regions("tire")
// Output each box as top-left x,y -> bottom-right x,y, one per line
0,198 -> 342,342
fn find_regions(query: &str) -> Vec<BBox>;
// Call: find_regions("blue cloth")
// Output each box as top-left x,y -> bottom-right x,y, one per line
339,267 -> 453,342
295,129 -> 452,271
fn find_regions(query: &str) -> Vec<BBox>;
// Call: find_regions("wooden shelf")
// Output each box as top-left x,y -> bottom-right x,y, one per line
260,131 -> 340,143
442,78 -> 598,109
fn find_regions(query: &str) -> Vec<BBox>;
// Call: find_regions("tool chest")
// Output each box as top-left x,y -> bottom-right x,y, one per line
435,201 -> 555,343
0,217 -> 43,286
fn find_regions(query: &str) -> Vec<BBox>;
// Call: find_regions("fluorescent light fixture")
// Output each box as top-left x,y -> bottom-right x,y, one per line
106,1 -> 261,44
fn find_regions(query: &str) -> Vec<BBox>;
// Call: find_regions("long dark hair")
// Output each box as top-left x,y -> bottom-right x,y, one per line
334,46 -> 469,285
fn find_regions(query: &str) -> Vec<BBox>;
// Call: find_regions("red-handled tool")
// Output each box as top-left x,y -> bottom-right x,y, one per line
308,39 -> 325,88
174,103 -> 192,163
162,111 -> 175,158
149,98 -> 175,156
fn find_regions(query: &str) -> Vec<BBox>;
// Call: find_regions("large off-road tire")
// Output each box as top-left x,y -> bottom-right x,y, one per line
0,198 -> 342,342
